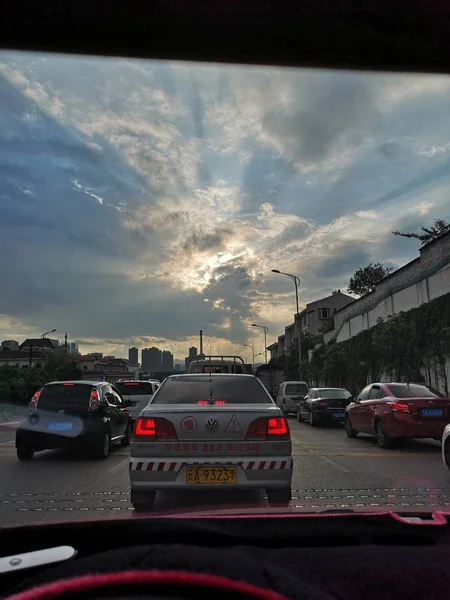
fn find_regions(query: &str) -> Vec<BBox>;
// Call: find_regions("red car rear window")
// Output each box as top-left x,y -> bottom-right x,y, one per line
387,384 -> 444,398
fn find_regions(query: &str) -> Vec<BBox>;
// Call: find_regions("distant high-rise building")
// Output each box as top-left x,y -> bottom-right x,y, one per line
70,342 -> 79,354
185,346 -> 198,371
88,352 -> 103,359
174,364 -> 181,372
142,347 -> 162,373
128,347 -> 138,364
161,350 -> 174,372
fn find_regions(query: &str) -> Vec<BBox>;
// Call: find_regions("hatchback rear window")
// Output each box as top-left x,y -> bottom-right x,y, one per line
285,384 -> 308,396
38,383 -> 94,414
116,382 -> 155,396
387,384 -> 444,398
152,376 -> 271,404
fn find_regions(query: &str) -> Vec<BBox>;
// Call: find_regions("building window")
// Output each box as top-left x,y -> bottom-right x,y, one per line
318,308 -> 331,319
84,365 -> 88,370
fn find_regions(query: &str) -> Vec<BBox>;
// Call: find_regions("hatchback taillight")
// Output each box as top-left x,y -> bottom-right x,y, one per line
133,417 -> 177,440
29,389 -> 41,409
89,388 -> 100,411
246,417 -> 290,440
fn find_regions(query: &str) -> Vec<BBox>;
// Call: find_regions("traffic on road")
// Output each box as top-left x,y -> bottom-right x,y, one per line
1,365 -> 450,526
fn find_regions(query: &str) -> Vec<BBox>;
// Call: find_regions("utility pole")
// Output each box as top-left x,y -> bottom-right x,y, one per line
29,344 -> 33,369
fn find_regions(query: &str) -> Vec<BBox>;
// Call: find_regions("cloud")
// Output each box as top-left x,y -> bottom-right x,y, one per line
1,51 -> 450,356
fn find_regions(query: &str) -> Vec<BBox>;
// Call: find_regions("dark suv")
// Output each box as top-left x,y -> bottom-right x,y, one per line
15,381 -> 132,460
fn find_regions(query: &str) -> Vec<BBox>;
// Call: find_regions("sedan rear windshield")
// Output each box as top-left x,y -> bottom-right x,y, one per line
318,389 -> 351,398
285,384 -> 309,396
116,382 -> 154,396
152,376 -> 271,404
38,383 -> 94,413
388,384 -> 444,398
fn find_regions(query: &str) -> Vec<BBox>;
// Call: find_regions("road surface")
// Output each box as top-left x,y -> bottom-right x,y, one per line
1,419 -> 450,526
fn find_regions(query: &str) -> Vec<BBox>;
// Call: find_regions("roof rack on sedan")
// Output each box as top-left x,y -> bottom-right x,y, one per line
187,355 -> 246,374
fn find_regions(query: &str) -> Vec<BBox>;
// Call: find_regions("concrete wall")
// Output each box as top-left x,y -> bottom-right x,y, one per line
332,232 -> 450,344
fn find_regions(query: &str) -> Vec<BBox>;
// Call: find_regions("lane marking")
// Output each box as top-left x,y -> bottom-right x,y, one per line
0,441 -> 15,446
292,451 -> 441,458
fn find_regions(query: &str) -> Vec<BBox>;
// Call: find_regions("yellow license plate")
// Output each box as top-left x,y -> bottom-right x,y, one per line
186,466 -> 237,485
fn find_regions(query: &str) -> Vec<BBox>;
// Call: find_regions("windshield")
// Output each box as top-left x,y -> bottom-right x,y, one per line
152,376 -> 271,404
285,384 -> 308,396
318,389 -> 351,398
116,382 -> 154,396
2,50 -> 450,525
387,384 -> 445,399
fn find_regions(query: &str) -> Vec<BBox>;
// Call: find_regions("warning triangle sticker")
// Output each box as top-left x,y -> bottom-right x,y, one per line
225,413 -> 243,433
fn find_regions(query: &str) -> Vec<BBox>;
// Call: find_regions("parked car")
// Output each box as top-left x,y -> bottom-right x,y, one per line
15,381 -> 132,460
297,387 -> 352,426
115,380 -> 160,422
129,373 -> 293,510
345,382 -> 450,448
276,381 -> 309,415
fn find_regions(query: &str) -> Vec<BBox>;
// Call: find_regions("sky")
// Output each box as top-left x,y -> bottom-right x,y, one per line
1,51 -> 450,361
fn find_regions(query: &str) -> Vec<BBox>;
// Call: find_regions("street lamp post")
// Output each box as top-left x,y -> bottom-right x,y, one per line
251,324 -> 269,364
41,329 -> 57,339
271,269 -> 302,371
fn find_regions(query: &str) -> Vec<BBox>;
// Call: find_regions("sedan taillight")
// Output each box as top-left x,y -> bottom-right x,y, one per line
316,401 -> 329,408
246,417 -> 290,440
388,401 -> 410,413
133,417 -> 177,440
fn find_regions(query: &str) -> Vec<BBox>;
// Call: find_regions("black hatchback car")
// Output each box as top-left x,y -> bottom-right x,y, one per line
15,381 -> 132,460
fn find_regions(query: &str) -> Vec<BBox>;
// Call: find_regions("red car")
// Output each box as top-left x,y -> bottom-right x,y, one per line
344,382 -> 450,448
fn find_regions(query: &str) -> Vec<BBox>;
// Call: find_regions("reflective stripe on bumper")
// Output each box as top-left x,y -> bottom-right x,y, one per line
129,457 -> 293,472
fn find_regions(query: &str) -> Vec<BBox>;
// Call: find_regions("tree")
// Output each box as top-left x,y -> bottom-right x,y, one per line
347,262 -> 393,297
392,218 -> 450,245
43,353 -> 82,381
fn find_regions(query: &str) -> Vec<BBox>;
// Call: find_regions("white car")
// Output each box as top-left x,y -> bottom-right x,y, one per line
115,380 -> 160,422
442,423 -> 450,470
129,373 -> 293,510
276,381 -> 309,415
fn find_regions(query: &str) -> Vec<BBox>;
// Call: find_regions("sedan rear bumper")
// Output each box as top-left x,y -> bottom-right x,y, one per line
129,455 -> 293,490
312,408 -> 346,422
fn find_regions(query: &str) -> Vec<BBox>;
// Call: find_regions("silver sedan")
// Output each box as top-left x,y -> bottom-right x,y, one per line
129,374 -> 293,510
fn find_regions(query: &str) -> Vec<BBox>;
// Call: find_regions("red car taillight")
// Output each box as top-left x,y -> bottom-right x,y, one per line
316,401 -> 329,408
389,401 -> 410,413
246,417 -> 290,440
89,388 -> 100,411
29,389 -> 41,409
133,417 -> 177,440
